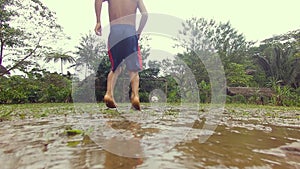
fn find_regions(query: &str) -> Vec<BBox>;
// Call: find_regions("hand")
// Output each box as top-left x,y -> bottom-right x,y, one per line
94,23 -> 102,36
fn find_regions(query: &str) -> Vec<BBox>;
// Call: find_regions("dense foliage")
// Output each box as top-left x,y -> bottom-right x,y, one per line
0,69 -> 72,103
0,0 -> 68,75
0,1 -> 299,106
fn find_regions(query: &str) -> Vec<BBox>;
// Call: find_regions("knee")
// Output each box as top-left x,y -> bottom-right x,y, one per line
129,72 -> 139,80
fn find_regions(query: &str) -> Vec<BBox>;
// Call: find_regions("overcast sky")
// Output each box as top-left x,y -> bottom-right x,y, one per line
41,0 -> 300,72
42,0 -> 299,42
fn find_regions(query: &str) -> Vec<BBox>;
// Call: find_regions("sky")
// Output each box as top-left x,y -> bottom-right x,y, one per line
41,0 -> 300,72
42,0 -> 299,42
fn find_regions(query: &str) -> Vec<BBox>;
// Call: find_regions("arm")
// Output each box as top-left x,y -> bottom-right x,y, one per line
136,0 -> 148,39
94,0 -> 103,36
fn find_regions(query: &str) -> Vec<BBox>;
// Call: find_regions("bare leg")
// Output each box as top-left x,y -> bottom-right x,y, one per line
129,71 -> 141,110
104,68 -> 121,108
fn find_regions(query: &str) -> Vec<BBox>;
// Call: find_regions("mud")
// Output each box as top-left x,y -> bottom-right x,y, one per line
0,104 -> 299,169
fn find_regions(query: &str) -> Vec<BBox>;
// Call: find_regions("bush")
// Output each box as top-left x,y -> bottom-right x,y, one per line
0,71 -> 72,104
229,94 -> 247,104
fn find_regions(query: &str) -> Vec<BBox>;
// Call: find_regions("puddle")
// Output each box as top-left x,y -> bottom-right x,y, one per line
0,106 -> 299,169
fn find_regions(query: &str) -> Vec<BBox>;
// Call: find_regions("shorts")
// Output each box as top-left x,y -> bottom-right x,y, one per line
108,24 -> 143,72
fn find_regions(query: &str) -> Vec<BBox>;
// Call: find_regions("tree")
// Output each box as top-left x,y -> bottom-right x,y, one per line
253,29 -> 300,88
175,17 -> 252,87
161,57 -> 199,102
75,32 -> 107,77
0,0 -> 22,62
0,0 -> 23,74
261,29 -> 300,45
225,63 -> 253,87
139,35 -> 151,67
0,0 -> 68,76
176,17 -> 252,65
254,43 -> 300,87
44,50 -> 75,74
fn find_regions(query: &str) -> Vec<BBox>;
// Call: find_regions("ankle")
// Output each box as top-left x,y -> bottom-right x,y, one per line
131,92 -> 139,98
105,92 -> 113,97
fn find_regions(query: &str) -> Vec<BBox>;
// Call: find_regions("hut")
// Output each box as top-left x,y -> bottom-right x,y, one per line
227,87 -> 275,104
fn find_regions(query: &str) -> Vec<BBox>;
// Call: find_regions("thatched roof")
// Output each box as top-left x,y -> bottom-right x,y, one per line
227,87 -> 274,97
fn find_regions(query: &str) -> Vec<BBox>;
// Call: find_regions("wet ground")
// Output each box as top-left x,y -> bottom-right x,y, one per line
0,104 -> 299,169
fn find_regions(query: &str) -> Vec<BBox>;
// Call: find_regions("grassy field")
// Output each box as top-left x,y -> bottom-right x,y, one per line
0,103 -> 299,121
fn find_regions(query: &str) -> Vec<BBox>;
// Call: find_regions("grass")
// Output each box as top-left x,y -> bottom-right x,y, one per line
0,103 -> 299,122
0,103 -> 75,121
225,103 -> 300,111
224,103 -> 300,121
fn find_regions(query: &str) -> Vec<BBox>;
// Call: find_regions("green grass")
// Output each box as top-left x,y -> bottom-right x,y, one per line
0,103 -> 299,122
225,103 -> 300,111
225,103 -> 300,120
0,103 -> 75,121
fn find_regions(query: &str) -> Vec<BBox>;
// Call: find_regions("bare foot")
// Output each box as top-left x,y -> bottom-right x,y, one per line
131,96 -> 141,111
104,95 -> 117,108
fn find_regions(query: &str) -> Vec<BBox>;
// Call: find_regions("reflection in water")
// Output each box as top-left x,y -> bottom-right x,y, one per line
104,151 -> 143,169
103,120 -> 144,158
175,124 -> 300,168
0,109 -> 299,169
69,139 -> 143,169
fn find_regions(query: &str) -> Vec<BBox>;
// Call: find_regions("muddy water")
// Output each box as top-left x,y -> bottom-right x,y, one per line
0,107 -> 299,169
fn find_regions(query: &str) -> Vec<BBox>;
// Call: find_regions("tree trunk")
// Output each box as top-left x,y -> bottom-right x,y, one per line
0,40 -> 4,65
85,64 -> 87,78
61,59 -> 63,74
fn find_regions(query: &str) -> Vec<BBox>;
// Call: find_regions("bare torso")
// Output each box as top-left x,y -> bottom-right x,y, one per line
108,0 -> 138,25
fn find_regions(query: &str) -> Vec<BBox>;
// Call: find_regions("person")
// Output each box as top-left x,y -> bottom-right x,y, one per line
94,0 -> 148,110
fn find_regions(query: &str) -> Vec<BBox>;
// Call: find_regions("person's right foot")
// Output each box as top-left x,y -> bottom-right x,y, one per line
131,96 -> 141,111
104,95 -> 117,108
